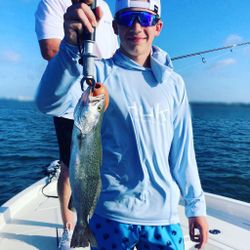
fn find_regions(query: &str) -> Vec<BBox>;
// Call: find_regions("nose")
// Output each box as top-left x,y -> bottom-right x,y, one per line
131,18 -> 143,30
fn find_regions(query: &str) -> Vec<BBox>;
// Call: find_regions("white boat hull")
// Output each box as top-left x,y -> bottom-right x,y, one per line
0,177 -> 249,249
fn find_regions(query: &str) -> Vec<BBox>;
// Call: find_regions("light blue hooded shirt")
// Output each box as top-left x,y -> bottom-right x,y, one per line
36,41 -> 206,225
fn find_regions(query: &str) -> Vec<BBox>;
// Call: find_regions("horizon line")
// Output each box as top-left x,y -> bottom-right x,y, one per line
0,97 -> 250,106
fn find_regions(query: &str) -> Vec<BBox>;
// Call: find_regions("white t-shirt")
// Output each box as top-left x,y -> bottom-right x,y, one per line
35,0 -> 118,59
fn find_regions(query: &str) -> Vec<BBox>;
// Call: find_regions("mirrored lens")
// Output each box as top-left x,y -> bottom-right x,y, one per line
115,11 -> 159,27
138,12 -> 158,26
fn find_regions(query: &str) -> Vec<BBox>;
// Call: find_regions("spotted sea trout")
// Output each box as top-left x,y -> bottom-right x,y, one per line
69,85 -> 106,248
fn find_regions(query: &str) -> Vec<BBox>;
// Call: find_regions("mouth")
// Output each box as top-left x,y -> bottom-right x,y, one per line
127,36 -> 147,43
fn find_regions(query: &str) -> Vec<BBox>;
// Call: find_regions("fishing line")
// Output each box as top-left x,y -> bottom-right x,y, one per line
41,160 -> 60,199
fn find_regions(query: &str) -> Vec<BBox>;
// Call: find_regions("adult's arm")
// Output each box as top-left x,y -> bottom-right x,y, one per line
35,0 -> 66,59
35,2 -> 104,116
39,39 -> 61,60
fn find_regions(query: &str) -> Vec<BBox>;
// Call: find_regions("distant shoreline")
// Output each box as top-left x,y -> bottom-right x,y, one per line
1,98 -> 250,106
190,102 -> 250,106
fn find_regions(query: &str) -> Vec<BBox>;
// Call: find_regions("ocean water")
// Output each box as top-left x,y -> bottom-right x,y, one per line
0,99 -> 249,206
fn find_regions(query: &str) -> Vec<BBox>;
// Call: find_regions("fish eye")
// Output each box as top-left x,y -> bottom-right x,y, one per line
97,105 -> 102,112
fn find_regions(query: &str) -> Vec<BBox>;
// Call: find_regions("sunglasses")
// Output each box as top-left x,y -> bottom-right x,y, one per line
115,11 -> 160,27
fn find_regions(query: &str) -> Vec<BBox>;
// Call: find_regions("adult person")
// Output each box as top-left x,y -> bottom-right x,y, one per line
35,0 -> 118,249
36,0 -> 209,249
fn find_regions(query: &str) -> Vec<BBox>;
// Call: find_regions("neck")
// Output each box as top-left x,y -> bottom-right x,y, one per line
120,47 -> 151,67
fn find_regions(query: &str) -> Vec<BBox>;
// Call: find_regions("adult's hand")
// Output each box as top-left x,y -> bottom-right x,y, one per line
189,216 -> 208,249
64,0 -> 103,45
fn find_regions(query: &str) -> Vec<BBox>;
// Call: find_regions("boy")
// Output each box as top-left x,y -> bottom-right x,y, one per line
36,0 -> 208,249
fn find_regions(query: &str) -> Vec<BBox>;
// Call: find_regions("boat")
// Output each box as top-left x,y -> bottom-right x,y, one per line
0,161 -> 249,250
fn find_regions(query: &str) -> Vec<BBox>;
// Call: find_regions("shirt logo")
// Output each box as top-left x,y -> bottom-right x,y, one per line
128,103 -> 168,124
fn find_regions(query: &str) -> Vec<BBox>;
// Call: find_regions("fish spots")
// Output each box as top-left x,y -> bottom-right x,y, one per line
69,89 -> 104,247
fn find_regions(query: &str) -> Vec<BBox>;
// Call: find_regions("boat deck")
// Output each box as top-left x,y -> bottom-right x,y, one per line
0,178 -> 249,249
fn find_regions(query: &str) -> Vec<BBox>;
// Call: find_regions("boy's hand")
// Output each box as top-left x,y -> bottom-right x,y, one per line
188,216 -> 208,249
63,1 -> 103,45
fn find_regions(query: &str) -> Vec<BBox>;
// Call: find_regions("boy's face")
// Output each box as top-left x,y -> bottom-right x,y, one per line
113,8 -> 163,60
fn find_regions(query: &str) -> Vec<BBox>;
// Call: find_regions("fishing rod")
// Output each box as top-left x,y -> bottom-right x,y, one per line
171,41 -> 250,61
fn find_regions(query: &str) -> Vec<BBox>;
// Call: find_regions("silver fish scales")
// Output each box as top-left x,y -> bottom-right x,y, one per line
69,88 -> 105,248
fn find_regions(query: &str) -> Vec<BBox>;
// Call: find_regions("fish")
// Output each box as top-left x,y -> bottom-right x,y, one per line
69,86 -> 105,248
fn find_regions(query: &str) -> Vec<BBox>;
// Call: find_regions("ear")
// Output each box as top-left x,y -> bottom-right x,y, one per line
112,20 -> 119,35
154,20 -> 163,37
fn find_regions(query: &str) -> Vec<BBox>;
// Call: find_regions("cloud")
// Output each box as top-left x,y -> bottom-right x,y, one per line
224,34 -> 244,46
224,34 -> 250,57
210,58 -> 236,70
0,50 -> 21,63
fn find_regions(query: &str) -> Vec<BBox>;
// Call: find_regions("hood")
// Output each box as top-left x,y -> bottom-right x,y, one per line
113,46 -> 173,83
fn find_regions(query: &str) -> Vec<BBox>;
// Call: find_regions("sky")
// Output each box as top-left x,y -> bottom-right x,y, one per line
0,0 -> 250,103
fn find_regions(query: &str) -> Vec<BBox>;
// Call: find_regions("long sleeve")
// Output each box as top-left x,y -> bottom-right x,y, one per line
169,77 -> 206,218
35,41 -> 82,117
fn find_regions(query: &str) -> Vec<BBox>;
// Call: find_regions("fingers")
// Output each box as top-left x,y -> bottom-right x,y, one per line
189,217 -> 208,250
71,0 -> 103,22
64,20 -> 83,45
95,6 -> 103,22
198,224 -> 208,250
71,0 -> 93,4
64,1 -> 103,44
189,224 -> 200,243
189,221 -> 195,241
65,3 -> 97,33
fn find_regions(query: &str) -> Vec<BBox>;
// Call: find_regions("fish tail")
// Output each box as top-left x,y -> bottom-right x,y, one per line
70,224 -> 97,248
85,226 -> 98,247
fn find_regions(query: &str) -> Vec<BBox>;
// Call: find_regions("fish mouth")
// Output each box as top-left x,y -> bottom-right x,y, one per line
89,94 -> 105,101
89,94 -> 105,106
